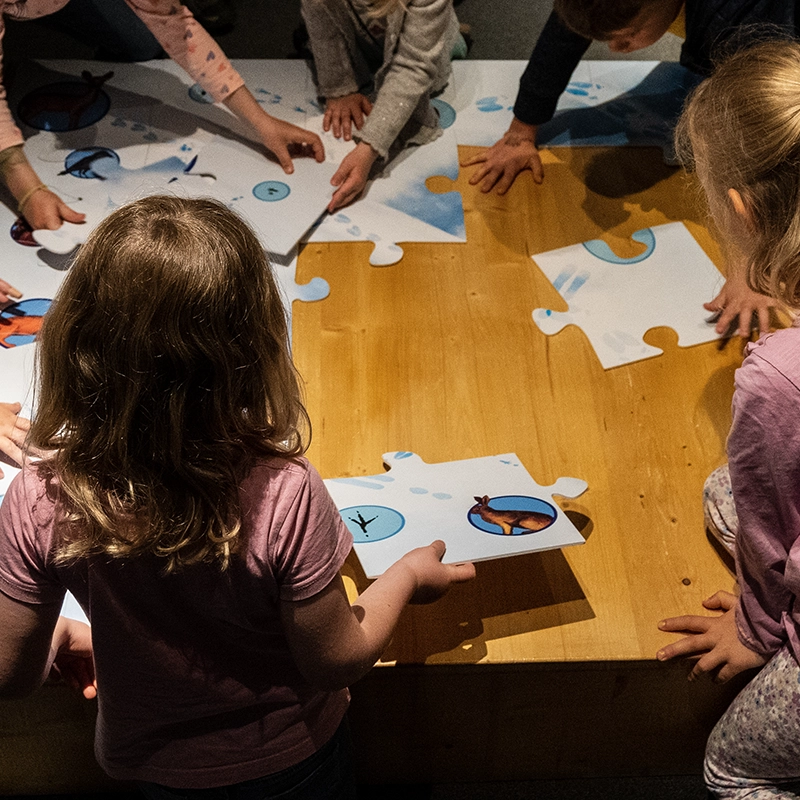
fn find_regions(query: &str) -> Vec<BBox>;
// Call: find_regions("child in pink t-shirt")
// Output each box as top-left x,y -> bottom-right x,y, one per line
0,195 -> 474,797
657,41 -> 800,798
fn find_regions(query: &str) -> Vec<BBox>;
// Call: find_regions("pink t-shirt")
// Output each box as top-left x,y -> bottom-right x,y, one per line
0,457 -> 353,789
729,321 -> 800,663
0,0 -> 244,152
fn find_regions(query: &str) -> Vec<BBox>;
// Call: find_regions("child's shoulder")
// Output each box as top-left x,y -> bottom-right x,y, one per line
740,323 -> 800,392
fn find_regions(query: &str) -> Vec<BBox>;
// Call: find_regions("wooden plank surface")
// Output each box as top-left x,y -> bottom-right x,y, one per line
294,144 -> 744,667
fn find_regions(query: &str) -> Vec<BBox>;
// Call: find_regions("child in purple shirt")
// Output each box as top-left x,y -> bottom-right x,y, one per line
0,196 -> 475,798
657,41 -> 800,798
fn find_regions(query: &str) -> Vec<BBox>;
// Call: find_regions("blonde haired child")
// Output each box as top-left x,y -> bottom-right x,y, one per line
0,196 -> 474,798
301,0 -> 459,211
657,41 -> 800,798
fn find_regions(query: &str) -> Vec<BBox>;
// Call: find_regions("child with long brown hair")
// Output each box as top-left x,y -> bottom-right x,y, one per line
0,195 -> 474,799
657,41 -> 800,797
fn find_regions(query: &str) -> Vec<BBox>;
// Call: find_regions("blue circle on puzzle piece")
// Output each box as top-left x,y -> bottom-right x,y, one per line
467,495 -> 557,536
431,98 -> 456,129
63,147 -> 120,179
582,228 -> 655,264
341,505 -> 405,543
189,84 -> 214,104
18,80 -> 111,132
253,181 -> 291,202
2,298 -> 52,318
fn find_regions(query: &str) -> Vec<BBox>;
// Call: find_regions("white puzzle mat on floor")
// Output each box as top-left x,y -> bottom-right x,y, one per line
324,451 -> 587,578
531,221 -> 725,369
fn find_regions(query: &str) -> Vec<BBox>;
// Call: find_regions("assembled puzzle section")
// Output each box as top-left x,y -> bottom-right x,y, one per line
324,451 -> 587,579
16,60 -> 338,257
531,221 -> 724,369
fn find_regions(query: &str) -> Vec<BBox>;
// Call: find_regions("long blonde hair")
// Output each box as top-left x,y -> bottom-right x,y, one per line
676,40 -> 800,307
32,196 -> 309,570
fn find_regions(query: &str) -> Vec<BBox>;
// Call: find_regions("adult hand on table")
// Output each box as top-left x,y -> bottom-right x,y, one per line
463,118 -> 543,194
657,590 -> 766,683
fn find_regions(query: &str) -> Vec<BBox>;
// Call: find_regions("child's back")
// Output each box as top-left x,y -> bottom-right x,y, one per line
0,196 -> 474,797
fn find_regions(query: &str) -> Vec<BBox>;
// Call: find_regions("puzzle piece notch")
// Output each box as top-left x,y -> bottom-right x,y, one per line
532,222 -> 724,369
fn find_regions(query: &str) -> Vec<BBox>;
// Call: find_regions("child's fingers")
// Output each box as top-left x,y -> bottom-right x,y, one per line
0,280 -> 22,302
59,202 -> 86,224
426,539 -> 447,560
757,305 -> 771,337
689,649 -> 723,681
656,632 -> 710,662
495,168 -> 518,196
447,561 -> 476,583
702,591 -> 736,611
658,614 -> 713,634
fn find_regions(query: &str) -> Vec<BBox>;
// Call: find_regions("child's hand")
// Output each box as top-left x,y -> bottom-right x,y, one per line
0,401 -> 30,479
704,273 -> 773,339
223,85 -> 325,173
324,93 -> 373,141
49,616 -> 96,700
22,188 -> 85,232
463,118 -> 542,194
0,278 -> 21,306
328,141 -> 378,211
656,591 -> 766,683
397,540 -> 476,605
257,116 -> 325,174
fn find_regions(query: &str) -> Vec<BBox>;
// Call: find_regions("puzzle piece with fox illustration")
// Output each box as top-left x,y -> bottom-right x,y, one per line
324,451 -> 587,578
531,222 -> 724,369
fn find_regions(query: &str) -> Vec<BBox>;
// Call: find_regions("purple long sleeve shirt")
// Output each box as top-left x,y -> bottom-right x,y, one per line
729,322 -> 800,661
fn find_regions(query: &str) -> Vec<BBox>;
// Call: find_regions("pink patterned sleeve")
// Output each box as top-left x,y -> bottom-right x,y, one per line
124,0 -> 244,103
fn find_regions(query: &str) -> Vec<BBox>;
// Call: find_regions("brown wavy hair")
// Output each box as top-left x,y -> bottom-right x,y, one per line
31,195 -> 309,570
675,40 -> 800,307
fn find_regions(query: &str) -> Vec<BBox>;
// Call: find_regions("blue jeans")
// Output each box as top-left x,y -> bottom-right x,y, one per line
137,717 -> 357,800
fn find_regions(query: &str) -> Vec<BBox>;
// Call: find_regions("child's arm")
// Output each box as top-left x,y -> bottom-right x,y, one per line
0,589 -> 96,699
464,9 -> 590,194
0,589 -> 61,698
280,540 -> 475,690
656,590 -> 766,682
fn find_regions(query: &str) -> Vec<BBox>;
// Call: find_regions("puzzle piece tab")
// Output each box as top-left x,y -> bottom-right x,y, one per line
325,451 -> 586,578
531,222 -> 724,369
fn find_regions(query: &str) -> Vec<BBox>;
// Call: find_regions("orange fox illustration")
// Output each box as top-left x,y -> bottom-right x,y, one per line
469,495 -> 555,535
0,313 -> 44,348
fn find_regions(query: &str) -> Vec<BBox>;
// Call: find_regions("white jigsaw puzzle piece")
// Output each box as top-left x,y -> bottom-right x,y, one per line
307,127 -> 465,265
531,222 -> 724,369
325,451 -> 586,578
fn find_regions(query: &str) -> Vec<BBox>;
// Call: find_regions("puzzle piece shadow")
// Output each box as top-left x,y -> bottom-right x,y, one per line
344,509 -> 594,664
11,62 -> 269,163
538,62 -> 702,153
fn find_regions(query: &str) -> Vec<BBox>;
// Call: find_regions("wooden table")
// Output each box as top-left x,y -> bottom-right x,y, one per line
295,145 -> 752,781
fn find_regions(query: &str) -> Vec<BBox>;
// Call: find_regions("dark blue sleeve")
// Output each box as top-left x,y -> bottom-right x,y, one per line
513,9 -> 592,127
